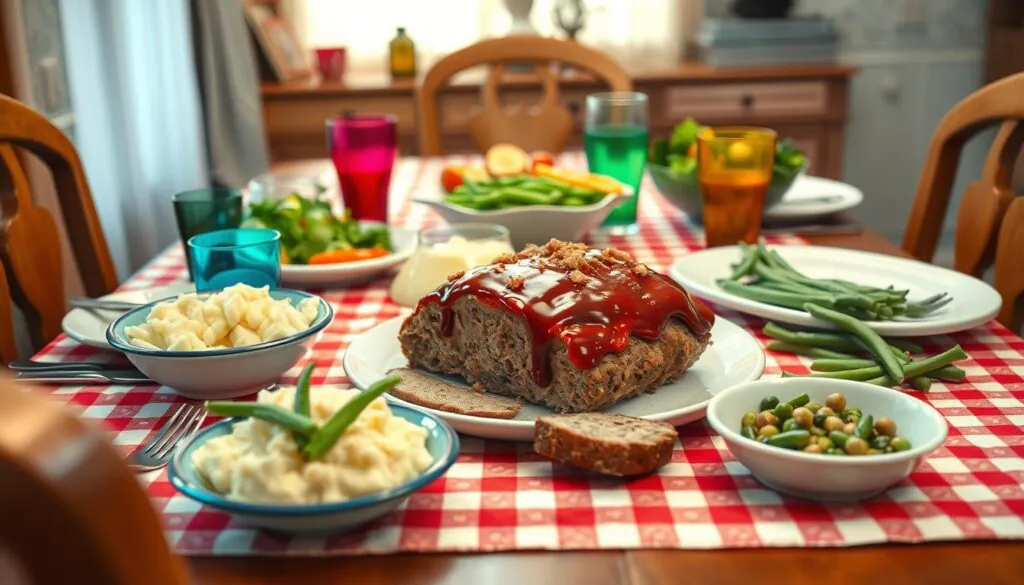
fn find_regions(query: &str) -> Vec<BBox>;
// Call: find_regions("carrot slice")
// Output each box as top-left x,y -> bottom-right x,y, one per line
307,248 -> 390,265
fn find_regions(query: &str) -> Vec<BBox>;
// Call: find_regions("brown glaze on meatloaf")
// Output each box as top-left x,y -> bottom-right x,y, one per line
399,239 -> 714,413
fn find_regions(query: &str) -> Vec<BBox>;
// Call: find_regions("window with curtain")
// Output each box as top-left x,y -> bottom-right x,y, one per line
285,0 -> 698,75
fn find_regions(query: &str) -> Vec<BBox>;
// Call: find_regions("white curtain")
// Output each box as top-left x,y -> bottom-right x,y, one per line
59,0 -> 210,276
286,0 -> 692,75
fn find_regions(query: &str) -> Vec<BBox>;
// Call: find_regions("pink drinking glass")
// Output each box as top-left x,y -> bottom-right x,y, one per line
326,114 -> 397,223
315,47 -> 346,81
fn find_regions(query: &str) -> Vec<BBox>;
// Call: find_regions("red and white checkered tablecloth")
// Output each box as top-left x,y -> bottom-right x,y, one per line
34,156 -> 1024,555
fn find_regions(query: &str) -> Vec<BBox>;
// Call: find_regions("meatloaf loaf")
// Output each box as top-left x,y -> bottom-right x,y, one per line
399,239 -> 715,413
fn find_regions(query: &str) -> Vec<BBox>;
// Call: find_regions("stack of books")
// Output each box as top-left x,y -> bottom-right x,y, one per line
696,18 -> 839,69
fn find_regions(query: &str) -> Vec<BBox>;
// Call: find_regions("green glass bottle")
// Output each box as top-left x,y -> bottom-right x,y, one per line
389,27 -> 416,79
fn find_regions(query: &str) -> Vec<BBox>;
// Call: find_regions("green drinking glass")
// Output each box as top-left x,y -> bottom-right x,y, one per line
584,92 -> 649,235
172,188 -> 243,279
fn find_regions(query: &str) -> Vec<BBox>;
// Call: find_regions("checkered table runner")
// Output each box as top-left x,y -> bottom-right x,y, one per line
34,156 -> 1024,554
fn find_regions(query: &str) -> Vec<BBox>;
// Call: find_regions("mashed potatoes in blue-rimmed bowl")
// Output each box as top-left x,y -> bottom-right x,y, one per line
106,283 -> 332,399
168,381 -> 459,534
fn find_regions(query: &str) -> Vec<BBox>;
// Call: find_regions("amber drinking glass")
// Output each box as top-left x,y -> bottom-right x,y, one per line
696,127 -> 777,248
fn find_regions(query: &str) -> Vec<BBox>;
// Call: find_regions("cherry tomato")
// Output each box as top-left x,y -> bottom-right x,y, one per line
530,151 -> 555,173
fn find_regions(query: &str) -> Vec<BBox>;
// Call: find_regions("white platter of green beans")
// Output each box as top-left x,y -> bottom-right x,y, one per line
669,243 -> 1002,336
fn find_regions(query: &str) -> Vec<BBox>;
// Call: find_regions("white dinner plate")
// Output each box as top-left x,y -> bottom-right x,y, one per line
61,282 -> 195,349
280,227 -> 417,287
343,314 -> 766,441
669,245 -> 1002,337
764,175 -> 863,222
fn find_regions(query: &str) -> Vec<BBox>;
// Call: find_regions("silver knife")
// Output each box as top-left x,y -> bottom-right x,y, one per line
14,370 -> 152,384
69,297 -> 143,312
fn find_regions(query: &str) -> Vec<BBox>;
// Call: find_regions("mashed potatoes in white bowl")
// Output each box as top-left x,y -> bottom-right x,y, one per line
168,386 -> 459,534
106,285 -> 332,399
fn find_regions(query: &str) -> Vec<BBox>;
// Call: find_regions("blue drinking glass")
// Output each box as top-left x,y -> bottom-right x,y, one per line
187,228 -> 282,292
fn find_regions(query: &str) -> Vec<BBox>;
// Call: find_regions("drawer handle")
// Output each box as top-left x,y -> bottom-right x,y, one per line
740,94 -> 755,109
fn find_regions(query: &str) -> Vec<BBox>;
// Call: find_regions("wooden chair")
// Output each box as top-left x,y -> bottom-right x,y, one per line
902,71 -> 1024,330
0,95 -> 118,357
417,36 -> 632,156
0,380 -> 188,585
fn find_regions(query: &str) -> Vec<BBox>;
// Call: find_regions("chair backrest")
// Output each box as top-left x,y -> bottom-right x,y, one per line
902,71 -> 1024,330
417,36 -> 632,156
0,381 -> 188,585
0,95 -> 118,355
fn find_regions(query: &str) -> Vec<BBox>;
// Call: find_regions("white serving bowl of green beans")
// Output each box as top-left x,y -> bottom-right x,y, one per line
415,180 -> 631,249
707,377 -> 948,502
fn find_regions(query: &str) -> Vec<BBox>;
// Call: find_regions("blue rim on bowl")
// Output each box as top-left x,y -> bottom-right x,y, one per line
105,288 -> 333,358
167,404 -> 460,516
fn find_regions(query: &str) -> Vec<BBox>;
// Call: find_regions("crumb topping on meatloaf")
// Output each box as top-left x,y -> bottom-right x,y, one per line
409,239 -> 713,388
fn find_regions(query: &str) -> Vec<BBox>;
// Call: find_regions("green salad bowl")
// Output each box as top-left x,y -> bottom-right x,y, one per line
648,162 -> 803,222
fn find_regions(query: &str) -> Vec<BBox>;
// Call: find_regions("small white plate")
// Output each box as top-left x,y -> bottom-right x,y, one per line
61,282 -> 195,349
280,227 -> 417,287
670,245 -> 1002,337
764,175 -> 863,222
343,314 -> 766,441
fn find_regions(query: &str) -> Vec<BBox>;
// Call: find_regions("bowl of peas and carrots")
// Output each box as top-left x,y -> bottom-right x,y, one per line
707,377 -> 948,502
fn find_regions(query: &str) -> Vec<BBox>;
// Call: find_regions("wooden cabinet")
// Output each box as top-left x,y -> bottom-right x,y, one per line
261,62 -> 854,179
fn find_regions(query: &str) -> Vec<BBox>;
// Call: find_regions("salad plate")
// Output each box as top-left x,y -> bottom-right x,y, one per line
245,194 -> 417,287
280,227 -> 416,286
670,245 -> 1002,336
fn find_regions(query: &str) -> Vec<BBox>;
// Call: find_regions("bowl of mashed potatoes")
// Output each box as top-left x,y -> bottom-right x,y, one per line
106,284 -> 332,399
168,385 -> 459,534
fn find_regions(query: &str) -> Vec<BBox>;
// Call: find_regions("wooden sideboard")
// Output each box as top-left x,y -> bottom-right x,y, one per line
261,61 -> 855,180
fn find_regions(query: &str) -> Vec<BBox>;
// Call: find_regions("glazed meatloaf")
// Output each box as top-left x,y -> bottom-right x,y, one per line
398,239 -> 715,413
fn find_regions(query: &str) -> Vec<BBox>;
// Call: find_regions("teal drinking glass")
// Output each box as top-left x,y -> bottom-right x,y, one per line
172,188 -> 243,279
187,228 -> 281,292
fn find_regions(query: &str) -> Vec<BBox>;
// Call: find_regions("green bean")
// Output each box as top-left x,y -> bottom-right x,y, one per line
766,429 -> 811,449
765,340 -> 858,360
741,425 -> 757,440
562,196 -> 588,206
910,376 -> 932,392
854,414 -> 874,440
810,358 -> 877,372
503,187 -> 563,206
719,280 -> 838,310
759,396 -> 780,412
885,338 -> 923,354
729,242 -> 761,280
862,345 -> 967,386
787,393 -> 810,407
206,401 -> 318,437
828,430 -> 849,447
763,323 -> 863,352
803,303 -> 904,383
304,375 -> 402,460
292,362 -> 317,449
755,280 -> 828,296
928,365 -> 966,382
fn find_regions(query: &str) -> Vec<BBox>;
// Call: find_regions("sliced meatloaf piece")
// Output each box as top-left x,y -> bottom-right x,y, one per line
533,412 -> 678,476
399,239 -> 714,413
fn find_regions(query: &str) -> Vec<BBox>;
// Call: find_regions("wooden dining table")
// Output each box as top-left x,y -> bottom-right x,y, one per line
176,159 -> 1024,584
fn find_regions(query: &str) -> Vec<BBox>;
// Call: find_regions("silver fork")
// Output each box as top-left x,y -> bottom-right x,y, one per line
128,404 -> 207,472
